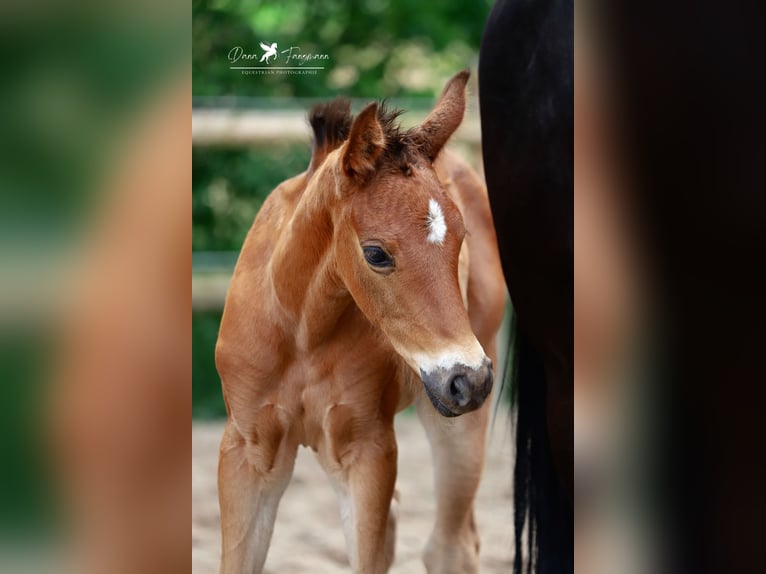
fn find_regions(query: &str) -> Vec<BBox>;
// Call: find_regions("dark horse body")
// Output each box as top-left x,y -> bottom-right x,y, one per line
479,0 -> 573,572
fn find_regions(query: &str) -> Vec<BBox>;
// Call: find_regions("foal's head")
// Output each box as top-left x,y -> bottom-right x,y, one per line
312,71 -> 493,416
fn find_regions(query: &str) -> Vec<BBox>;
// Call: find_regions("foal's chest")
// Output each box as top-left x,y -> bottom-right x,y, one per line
278,343 -> 418,452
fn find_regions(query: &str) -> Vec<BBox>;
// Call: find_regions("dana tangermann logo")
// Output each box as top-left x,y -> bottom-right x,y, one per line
228,41 -> 330,75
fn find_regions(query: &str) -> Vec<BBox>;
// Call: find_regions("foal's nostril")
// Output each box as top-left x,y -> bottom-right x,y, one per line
449,374 -> 471,407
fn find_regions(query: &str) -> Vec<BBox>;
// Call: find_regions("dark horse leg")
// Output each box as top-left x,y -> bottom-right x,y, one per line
479,1 -> 573,572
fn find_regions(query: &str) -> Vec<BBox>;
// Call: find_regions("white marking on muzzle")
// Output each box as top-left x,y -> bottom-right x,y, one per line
412,339 -> 487,375
426,198 -> 447,244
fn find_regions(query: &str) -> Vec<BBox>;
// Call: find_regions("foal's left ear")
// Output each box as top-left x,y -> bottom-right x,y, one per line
342,102 -> 385,180
413,70 -> 470,162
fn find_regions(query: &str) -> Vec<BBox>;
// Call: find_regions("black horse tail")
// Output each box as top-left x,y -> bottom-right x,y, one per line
508,315 -> 573,574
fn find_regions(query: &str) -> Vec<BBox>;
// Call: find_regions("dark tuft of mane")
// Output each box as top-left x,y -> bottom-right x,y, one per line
308,97 -> 419,172
308,98 -> 352,156
376,102 -> 419,167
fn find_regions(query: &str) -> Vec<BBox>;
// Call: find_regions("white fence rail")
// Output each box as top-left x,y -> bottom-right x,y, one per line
192,108 -> 482,147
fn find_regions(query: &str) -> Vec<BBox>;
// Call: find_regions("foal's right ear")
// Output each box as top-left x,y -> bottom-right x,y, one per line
342,102 -> 385,180
412,70 -> 469,162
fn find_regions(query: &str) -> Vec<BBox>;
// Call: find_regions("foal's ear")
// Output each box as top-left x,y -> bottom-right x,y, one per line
413,70 -> 469,162
342,102 -> 385,180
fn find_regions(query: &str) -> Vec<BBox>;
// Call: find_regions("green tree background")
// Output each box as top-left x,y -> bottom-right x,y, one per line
192,0 -> 493,417
193,0 -> 492,99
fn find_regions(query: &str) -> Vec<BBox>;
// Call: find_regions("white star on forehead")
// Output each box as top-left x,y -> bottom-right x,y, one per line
426,198 -> 447,244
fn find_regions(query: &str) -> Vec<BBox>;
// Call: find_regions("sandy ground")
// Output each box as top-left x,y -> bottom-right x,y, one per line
192,408 -> 515,573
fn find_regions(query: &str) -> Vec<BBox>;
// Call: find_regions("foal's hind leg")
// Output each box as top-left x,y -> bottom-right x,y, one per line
217,407 -> 297,574
416,395 -> 489,574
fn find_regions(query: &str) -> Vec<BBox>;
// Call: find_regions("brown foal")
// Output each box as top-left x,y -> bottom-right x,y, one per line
215,70 -> 506,574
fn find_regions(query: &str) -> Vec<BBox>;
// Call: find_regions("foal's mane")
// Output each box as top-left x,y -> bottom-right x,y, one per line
307,97 -> 419,173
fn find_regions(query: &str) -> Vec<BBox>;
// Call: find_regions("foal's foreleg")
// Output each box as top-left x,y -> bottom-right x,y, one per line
218,408 -> 297,574
416,395 -> 489,574
321,405 -> 398,574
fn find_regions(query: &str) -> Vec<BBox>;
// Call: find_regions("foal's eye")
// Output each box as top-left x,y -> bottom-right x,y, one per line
363,246 -> 393,269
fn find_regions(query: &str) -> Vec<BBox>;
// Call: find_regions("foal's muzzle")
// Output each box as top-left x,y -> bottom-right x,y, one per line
420,357 -> 494,417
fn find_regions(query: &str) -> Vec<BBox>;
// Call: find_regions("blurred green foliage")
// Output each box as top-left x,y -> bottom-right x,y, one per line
1,18 -> 188,241
193,0 -> 492,99
193,143 -> 311,251
193,311 -> 228,418
192,0 -> 492,417
0,331 -> 58,536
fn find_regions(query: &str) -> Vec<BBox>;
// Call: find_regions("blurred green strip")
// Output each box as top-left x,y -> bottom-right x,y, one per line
193,311 -> 227,419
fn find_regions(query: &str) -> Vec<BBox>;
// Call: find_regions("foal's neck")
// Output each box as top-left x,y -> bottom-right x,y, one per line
269,158 -> 352,350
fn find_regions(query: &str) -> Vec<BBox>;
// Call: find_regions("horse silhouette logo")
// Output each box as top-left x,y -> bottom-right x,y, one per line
259,42 -> 278,64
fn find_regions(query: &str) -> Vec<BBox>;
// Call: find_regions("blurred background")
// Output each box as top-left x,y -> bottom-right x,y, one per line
0,2 -> 189,573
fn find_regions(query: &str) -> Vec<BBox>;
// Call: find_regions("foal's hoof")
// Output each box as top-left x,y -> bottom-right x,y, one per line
423,533 -> 480,574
